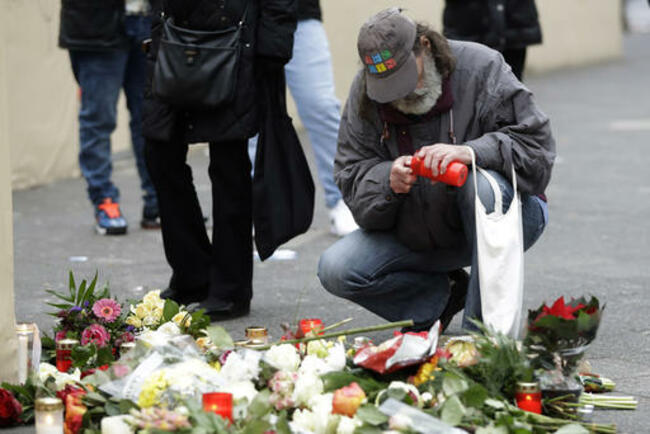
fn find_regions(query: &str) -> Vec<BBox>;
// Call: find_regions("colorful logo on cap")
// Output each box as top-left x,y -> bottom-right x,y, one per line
364,49 -> 396,74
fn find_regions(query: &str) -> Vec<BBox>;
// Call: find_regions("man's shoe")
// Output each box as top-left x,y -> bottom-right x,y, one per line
141,204 -> 161,229
329,199 -> 359,237
439,269 -> 470,332
160,287 -> 207,305
95,198 -> 127,235
199,297 -> 250,321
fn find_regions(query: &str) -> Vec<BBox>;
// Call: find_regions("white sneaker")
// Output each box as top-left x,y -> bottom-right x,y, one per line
329,199 -> 359,237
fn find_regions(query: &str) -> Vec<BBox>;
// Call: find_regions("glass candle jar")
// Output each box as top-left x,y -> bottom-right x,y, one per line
35,397 -> 63,434
245,326 -> 269,345
299,318 -> 324,336
119,341 -> 136,357
202,392 -> 233,422
515,381 -> 542,414
15,323 -> 35,384
56,339 -> 78,373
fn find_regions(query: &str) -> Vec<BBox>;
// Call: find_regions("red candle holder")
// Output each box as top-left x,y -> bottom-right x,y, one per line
56,339 -> 78,373
202,392 -> 233,422
515,382 -> 542,414
299,318 -> 324,336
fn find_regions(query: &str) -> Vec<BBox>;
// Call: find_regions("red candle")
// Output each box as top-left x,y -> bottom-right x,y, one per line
299,318 -> 324,336
56,339 -> 78,373
515,382 -> 542,414
202,392 -> 233,422
410,156 -> 468,187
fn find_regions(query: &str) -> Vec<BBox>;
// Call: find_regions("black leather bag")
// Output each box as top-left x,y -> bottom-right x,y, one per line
152,10 -> 247,109
59,0 -> 127,50
253,69 -> 315,261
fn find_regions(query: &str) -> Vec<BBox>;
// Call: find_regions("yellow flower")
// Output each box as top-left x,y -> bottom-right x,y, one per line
142,290 -> 162,306
138,370 -> 169,408
195,337 -> 211,350
125,315 -> 142,328
210,361 -> 221,371
172,311 -> 192,328
135,304 -> 151,319
151,306 -> 164,320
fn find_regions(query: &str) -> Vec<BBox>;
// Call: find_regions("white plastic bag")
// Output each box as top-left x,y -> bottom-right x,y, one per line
471,151 -> 524,338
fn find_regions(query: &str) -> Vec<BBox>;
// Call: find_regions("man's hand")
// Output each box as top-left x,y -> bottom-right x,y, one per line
415,144 -> 472,177
390,156 -> 417,194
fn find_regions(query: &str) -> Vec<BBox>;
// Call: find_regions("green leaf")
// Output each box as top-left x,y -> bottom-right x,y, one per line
247,389 -> 272,419
71,345 -> 95,368
461,383 -> 488,408
46,302 -> 74,310
553,425 -> 590,434
275,411 -> 291,434
84,391 -> 108,405
442,371 -> 469,396
163,299 -> 180,322
76,279 -> 88,305
241,420 -> 272,434
118,399 -> 139,414
46,289 -> 74,303
440,395 -> 466,426
321,371 -> 387,396
355,405 -> 389,426
353,425 -> 384,434
204,325 -> 234,349
96,345 -> 115,366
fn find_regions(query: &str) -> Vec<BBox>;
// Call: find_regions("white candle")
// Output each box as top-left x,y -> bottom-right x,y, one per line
15,323 -> 33,384
35,398 -> 63,434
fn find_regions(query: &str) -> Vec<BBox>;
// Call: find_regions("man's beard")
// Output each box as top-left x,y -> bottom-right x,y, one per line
391,51 -> 442,115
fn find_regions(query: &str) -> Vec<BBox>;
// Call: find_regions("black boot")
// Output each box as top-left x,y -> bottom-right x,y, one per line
439,269 -> 470,332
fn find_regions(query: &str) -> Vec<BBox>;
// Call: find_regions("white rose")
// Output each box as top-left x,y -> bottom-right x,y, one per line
142,290 -> 162,306
264,344 -> 301,372
336,416 -> 362,434
221,350 -> 261,383
292,372 -> 324,408
157,322 -> 181,335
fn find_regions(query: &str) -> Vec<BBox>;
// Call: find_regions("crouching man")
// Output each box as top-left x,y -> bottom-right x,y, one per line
318,8 -> 555,332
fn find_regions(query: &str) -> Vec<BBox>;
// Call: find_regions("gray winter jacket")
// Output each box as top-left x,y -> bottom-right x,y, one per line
334,40 -> 555,251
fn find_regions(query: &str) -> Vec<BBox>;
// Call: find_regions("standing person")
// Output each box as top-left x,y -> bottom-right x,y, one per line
318,8 -> 554,332
59,0 -> 160,234
144,0 -> 297,320
442,0 -> 542,80
248,0 -> 358,237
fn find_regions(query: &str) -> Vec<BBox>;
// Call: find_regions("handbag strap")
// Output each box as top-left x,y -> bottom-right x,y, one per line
469,148 -> 518,216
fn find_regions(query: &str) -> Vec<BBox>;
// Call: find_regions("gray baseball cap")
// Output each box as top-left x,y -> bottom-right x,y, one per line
357,8 -> 418,103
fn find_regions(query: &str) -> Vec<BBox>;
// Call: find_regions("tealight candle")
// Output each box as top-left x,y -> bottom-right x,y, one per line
299,318 -> 324,336
56,339 -> 78,373
15,323 -> 34,384
202,392 -> 233,422
35,397 -> 63,434
515,382 -> 542,414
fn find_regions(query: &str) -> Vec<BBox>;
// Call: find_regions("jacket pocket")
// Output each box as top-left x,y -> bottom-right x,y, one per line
59,0 -> 126,49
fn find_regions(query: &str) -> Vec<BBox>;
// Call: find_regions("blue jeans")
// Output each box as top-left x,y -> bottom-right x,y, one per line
249,19 -> 342,208
69,15 -> 156,209
318,170 -> 548,330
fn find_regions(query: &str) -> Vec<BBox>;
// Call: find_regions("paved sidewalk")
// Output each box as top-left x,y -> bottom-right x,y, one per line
11,34 -> 650,433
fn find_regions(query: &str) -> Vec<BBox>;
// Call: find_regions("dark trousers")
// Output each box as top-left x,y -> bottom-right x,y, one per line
502,47 -> 527,81
145,136 -> 253,303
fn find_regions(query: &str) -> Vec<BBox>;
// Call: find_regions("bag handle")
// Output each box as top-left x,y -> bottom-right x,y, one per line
469,149 -> 518,216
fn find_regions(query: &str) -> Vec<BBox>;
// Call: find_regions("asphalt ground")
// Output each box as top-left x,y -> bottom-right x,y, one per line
10,34 -> 650,433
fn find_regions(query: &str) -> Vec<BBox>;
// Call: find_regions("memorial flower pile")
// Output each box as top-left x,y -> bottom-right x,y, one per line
2,274 -> 637,433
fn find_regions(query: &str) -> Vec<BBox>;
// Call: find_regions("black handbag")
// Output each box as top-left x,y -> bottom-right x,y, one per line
152,8 -> 247,109
253,69 -> 315,261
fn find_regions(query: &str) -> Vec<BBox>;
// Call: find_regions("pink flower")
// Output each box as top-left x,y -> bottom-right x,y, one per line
55,330 -> 68,342
81,324 -> 110,347
120,332 -> 135,343
92,299 -> 121,322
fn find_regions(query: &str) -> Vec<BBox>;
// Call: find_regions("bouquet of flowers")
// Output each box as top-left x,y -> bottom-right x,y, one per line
44,273 -> 134,370
524,296 -> 603,393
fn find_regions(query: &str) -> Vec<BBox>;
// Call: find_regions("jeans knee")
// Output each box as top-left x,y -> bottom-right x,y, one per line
458,170 -> 512,214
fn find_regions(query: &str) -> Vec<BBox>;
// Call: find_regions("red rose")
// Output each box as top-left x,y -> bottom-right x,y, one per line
0,388 -> 22,427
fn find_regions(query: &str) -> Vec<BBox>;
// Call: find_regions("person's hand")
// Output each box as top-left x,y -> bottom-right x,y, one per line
390,156 -> 417,194
415,144 -> 472,177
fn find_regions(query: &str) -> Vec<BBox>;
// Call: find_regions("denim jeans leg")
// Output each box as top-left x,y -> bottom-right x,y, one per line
318,230 -> 474,325
123,15 -> 157,210
70,50 -> 128,206
284,19 -> 342,208
455,170 -> 547,330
